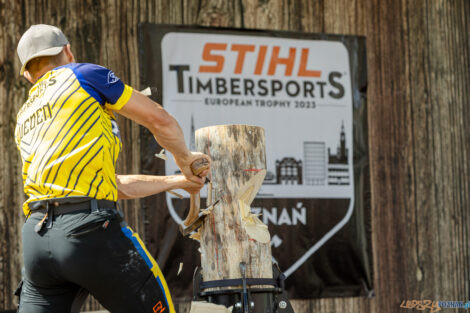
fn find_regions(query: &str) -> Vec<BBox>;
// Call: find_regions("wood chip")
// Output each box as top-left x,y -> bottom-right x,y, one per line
189,227 -> 202,241
140,87 -> 152,96
189,301 -> 232,313
154,149 -> 168,160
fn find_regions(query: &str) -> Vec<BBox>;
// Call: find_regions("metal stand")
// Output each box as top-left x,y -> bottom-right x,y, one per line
192,263 -> 295,313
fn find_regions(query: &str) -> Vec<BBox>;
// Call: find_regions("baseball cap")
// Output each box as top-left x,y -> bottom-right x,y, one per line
17,24 -> 69,75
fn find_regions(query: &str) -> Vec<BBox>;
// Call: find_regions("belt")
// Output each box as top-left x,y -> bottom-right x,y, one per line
29,197 -> 117,215
29,197 -> 118,233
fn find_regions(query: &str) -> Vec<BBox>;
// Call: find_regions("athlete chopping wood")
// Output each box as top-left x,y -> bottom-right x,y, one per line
14,24 -> 210,313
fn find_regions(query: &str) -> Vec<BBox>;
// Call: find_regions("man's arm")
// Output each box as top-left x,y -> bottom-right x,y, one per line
66,64 -> 209,180
116,174 -> 204,200
118,90 -> 209,182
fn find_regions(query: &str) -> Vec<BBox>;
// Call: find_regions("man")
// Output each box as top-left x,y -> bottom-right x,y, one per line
15,24 -> 210,313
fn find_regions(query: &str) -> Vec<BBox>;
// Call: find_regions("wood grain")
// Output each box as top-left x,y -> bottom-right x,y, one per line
1,0 -> 469,312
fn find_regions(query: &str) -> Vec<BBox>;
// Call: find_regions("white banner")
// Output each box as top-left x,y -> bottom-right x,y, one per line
160,32 -> 355,277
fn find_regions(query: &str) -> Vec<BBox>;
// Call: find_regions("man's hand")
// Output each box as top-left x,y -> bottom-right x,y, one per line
173,175 -> 205,195
175,152 -> 211,184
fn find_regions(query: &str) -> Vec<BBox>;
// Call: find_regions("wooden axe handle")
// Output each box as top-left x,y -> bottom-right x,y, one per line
183,158 -> 210,227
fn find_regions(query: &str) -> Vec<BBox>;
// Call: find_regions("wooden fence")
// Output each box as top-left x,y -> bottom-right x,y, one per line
1,0 -> 469,312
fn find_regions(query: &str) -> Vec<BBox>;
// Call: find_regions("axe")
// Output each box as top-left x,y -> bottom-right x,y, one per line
179,158 -> 219,236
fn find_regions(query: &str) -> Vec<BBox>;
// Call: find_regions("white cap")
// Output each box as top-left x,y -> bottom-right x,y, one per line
17,24 -> 69,75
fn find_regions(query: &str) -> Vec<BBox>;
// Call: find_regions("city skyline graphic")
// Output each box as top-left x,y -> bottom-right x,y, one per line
264,121 -> 350,186
187,116 -> 351,188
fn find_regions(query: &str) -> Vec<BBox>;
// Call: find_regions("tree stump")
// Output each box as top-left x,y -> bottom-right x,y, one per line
195,125 -> 272,283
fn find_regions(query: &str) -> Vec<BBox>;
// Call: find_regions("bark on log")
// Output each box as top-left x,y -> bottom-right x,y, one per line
195,125 -> 272,282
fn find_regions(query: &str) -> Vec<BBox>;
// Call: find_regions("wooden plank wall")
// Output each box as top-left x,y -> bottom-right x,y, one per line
1,0 -> 469,312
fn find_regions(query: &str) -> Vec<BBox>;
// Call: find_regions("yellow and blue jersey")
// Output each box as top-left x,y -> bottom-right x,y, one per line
15,63 -> 133,216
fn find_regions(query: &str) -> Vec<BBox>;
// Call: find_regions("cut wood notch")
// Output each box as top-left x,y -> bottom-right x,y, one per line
236,169 -> 270,243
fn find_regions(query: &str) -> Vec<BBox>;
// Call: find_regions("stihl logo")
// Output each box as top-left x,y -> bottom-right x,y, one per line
198,43 -> 321,77
153,301 -> 166,313
166,36 -> 347,100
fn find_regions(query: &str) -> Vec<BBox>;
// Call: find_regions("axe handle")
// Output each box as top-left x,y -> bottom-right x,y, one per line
183,158 -> 209,227
185,193 -> 201,227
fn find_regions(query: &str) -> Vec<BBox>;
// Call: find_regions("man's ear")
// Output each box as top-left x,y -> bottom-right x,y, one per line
64,44 -> 75,63
23,71 -> 35,84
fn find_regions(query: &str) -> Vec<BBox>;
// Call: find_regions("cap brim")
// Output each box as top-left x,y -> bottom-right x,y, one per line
20,46 -> 65,75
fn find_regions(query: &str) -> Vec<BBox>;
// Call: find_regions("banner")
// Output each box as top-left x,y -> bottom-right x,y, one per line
139,24 -> 372,299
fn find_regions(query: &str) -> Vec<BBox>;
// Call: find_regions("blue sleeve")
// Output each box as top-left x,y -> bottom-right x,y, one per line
69,63 -> 125,105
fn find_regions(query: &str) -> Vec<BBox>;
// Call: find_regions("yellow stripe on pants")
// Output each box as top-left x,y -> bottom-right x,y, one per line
122,226 -> 175,313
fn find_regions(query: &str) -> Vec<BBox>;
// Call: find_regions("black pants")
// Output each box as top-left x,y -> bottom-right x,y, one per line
19,208 -> 174,313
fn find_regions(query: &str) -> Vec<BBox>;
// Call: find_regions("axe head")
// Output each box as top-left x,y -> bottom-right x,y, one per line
179,200 -> 220,236
179,213 -> 206,236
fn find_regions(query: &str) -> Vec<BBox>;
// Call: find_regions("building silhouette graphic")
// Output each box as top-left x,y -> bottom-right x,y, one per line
275,157 -> 302,185
327,122 -> 350,185
303,141 -> 326,185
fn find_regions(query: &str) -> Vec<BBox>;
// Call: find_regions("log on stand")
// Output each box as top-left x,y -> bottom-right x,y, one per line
189,125 -> 294,313
197,125 -> 271,281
